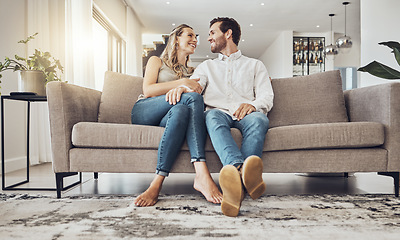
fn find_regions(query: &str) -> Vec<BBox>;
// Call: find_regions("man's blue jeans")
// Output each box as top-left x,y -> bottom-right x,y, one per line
131,92 -> 206,176
205,109 -> 269,167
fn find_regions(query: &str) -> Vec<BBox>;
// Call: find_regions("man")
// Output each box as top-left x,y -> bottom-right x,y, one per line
191,17 -> 274,217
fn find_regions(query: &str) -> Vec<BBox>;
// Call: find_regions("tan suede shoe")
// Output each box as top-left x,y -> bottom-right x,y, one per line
241,155 -> 266,200
219,165 -> 244,217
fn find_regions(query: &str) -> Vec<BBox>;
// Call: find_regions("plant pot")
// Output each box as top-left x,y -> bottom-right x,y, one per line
18,70 -> 46,96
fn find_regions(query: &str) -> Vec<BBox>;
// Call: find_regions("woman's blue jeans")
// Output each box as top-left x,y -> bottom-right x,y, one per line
204,109 -> 269,167
131,92 -> 206,176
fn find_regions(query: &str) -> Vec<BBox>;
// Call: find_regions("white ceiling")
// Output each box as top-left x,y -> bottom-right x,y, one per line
127,0 -> 360,60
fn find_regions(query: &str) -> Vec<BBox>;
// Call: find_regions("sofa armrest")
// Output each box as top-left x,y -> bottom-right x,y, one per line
344,82 -> 400,171
47,81 -> 102,172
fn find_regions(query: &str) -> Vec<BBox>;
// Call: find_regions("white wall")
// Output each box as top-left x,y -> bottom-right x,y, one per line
0,0 -> 29,173
259,31 -> 293,79
126,7 -> 143,77
359,0 -> 400,87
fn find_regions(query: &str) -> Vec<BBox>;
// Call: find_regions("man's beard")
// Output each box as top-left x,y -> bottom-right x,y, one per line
210,35 -> 227,53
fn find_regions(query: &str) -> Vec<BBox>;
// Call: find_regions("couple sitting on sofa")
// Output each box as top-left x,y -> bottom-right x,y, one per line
131,17 -> 274,217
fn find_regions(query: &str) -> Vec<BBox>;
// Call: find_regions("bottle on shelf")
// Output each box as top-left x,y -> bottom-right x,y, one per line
309,52 -> 316,64
310,41 -> 315,51
318,51 -> 324,64
302,51 -> 308,64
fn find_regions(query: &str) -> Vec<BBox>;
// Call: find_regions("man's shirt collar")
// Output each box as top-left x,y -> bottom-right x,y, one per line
218,50 -> 242,61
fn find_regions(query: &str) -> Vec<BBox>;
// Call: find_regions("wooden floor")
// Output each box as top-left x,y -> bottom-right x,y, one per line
0,162 -> 397,198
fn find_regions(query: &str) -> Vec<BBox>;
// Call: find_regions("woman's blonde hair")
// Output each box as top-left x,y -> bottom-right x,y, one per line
160,24 -> 195,78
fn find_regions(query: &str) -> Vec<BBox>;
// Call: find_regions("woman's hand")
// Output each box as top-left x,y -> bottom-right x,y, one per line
166,86 -> 190,105
181,78 -> 202,94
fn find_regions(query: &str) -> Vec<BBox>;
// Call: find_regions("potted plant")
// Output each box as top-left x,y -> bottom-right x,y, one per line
358,41 -> 400,79
0,33 -> 64,96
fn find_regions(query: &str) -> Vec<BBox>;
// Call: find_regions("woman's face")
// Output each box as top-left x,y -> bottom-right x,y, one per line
177,28 -> 197,55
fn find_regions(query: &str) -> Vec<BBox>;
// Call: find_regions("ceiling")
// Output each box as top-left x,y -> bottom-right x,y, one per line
126,0 -> 360,60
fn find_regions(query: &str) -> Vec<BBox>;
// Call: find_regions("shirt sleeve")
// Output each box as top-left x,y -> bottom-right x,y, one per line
190,62 -> 208,91
251,61 -> 274,114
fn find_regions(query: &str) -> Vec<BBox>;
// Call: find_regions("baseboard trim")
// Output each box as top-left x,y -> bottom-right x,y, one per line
0,157 -> 26,174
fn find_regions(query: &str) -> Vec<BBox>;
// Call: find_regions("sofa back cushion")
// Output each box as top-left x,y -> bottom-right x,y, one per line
98,71 -> 143,124
268,70 -> 348,128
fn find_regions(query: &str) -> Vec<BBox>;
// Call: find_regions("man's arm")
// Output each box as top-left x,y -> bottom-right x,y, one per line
233,61 -> 274,120
251,61 -> 274,113
190,62 -> 208,93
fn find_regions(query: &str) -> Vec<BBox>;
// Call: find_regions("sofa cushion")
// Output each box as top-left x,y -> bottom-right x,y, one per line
72,121 -> 384,152
264,122 -> 384,151
97,71 -> 143,124
268,70 -> 348,128
72,122 -> 217,150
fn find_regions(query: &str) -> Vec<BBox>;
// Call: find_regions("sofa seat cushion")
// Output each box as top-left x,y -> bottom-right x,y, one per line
72,122 -> 217,150
72,121 -> 384,153
72,122 -> 164,149
264,122 -> 384,151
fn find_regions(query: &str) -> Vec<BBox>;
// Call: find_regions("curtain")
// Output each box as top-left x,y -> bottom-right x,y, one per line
26,0 -> 95,165
26,0 -> 65,165
65,0 -> 95,87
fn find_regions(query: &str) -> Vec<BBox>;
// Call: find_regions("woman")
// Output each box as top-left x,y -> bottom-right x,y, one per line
131,24 -> 222,207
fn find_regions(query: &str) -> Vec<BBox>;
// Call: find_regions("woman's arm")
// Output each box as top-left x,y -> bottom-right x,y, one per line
143,56 -> 201,98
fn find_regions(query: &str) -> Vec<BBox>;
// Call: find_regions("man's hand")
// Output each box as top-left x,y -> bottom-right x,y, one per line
233,103 -> 256,120
182,78 -> 202,93
165,87 -> 189,105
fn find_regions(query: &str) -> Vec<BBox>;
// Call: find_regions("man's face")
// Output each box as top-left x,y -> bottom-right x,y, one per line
208,22 -> 227,53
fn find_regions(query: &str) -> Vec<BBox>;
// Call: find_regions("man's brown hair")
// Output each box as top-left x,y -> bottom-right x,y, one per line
210,17 -> 241,46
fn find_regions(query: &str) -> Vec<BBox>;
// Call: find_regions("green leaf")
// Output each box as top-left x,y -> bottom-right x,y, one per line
15,54 -> 26,61
37,55 -> 51,69
18,32 -> 38,44
379,41 -> 400,52
45,66 -> 56,73
358,61 -> 400,79
395,48 -> 400,66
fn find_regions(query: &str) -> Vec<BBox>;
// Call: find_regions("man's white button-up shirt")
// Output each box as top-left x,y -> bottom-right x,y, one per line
191,50 -> 274,119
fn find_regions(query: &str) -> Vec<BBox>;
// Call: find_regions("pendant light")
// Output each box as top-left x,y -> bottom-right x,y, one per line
324,14 -> 338,58
336,2 -> 353,53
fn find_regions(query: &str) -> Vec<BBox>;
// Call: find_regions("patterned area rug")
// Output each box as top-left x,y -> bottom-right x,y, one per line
0,193 -> 400,239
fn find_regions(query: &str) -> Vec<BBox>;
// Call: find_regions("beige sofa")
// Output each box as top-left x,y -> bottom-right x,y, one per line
47,70 -> 400,198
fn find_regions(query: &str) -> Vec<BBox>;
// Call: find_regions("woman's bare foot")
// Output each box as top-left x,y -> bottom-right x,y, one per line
134,175 -> 165,207
193,162 -> 223,204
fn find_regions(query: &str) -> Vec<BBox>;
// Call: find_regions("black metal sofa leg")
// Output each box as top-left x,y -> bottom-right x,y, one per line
55,172 -> 82,199
55,173 -> 63,199
378,172 -> 400,197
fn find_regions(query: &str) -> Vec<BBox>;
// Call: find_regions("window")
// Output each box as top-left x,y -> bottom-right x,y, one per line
92,6 -> 126,91
336,67 -> 358,90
